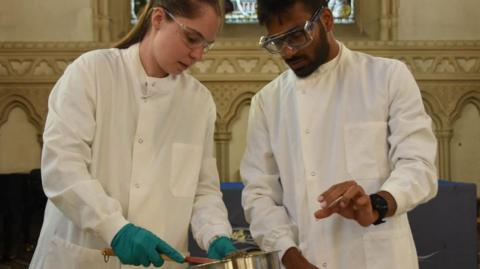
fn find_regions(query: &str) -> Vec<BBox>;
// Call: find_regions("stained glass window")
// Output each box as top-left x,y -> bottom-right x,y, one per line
131,0 -> 147,24
131,0 -> 355,25
225,0 -> 355,24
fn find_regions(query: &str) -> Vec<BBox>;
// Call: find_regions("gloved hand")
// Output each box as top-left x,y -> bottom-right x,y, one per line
207,236 -> 237,260
111,223 -> 184,267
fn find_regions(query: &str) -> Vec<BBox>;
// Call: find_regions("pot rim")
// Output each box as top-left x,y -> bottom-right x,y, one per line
189,250 -> 280,268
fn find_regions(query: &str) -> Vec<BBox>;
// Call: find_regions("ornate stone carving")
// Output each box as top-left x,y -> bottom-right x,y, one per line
10,60 -> 33,75
419,82 -> 480,179
0,63 -> 8,76
0,87 -> 49,145
204,81 -> 261,130
456,58 -> 478,72
1,40 -> 479,180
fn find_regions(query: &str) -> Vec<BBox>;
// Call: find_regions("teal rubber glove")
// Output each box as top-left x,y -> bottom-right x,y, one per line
207,236 -> 237,260
111,223 -> 184,267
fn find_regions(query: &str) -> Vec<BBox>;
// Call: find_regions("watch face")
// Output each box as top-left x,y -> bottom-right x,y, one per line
371,194 -> 388,215
370,194 -> 388,225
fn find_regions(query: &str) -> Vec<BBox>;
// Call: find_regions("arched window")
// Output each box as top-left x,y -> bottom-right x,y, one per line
131,0 -> 147,24
225,0 -> 355,24
130,0 -> 355,25
128,0 -> 395,41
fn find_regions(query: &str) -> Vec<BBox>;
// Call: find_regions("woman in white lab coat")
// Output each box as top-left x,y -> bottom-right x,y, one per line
30,0 -> 236,268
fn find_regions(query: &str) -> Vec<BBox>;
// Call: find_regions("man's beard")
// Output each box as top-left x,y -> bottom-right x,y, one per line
286,23 -> 330,78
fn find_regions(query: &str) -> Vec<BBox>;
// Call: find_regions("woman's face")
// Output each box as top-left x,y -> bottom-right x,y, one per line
147,5 -> 220,76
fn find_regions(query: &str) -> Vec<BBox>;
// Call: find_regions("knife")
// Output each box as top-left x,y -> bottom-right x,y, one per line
101,248 -> 216,264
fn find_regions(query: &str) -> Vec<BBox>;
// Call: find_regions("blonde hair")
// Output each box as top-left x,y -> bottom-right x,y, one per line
115,0 -> 223,49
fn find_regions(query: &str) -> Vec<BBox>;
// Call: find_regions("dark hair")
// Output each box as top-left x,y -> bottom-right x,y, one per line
256,0 -> 328,25
115,0 -> 222,49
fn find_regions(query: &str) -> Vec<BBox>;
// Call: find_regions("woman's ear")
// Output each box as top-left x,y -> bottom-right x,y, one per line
150,7 -> 165,30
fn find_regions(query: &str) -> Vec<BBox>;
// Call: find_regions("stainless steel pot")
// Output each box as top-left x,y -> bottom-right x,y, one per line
189,251 -> 281,269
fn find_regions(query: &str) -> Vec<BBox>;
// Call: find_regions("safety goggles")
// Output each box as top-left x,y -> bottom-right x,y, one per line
161,7 -> 215,53
259,7 -> 324,54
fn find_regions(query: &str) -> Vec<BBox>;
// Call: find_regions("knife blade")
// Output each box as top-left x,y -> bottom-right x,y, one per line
101,248 -> 216,264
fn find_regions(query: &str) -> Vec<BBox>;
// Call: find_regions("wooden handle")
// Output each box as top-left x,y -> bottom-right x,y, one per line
102,248 -> 116,257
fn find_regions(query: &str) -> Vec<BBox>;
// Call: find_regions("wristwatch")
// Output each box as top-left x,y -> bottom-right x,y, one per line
369,193 -> 388,225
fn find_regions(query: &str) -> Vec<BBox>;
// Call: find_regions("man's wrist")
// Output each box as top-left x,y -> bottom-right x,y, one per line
377,191 -> 397,217
281,247 -> 301,267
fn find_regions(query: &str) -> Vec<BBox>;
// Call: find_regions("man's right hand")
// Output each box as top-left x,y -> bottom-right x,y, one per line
111,223 -> 184,267
282,247 -> 319,269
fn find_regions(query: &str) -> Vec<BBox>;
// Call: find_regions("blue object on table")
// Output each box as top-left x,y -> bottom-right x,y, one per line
407,180 -> 477,269
190,180 -> 478,269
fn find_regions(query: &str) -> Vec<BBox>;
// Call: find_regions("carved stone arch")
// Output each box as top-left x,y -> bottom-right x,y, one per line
449,90 -> 480,127
213,90 -> 255,181
421,92 -> 443,130
223,91 -> 255,133
0,94 -> 44,145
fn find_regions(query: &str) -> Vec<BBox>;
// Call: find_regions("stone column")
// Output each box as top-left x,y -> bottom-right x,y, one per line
215,131 -> 232,182
379,0 -> 392,41
435,129 -> 453,180
92,0 -> 112,42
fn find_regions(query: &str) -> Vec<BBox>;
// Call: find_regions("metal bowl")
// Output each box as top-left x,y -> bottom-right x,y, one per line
189,251 -> 281,269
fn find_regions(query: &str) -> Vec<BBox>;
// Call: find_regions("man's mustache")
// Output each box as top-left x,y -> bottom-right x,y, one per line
286,56 -> 307,66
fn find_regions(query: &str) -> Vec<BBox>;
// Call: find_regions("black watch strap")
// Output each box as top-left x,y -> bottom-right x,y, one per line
370,193 -> 388,225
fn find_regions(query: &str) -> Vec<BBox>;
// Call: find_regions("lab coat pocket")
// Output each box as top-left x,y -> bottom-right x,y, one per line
344,122 -> 389,180
170,143 -> 202,198
43,236 -> 117,269
363,229 -> 415,269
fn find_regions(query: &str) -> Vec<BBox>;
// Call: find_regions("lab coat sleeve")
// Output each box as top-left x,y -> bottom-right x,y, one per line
241,93 -> 298,256
381,61 -> 438,215
41,56 -> 128,245
190,98 -> 233,250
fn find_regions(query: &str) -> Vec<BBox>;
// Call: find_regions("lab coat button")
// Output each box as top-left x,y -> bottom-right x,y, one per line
138,138 -> 143,144
322,262 -> 327,268
305,129 -> 310,134
311,171 -> 316,176
135,183 -> 140,188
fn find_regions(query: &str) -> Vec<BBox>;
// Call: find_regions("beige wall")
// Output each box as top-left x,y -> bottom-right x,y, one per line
0,0 -> 94,41
398,0 -> 480,40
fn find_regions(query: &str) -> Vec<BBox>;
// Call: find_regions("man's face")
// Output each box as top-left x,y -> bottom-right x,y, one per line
265,2 -> 330,78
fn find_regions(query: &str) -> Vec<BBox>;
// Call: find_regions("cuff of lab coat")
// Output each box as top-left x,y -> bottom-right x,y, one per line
96,211 -> 129,245
201,225 -> 232,251
272,236 -> 297,261
380,183 -> 407,216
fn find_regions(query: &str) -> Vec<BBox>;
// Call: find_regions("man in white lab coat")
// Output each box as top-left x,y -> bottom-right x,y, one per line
240,0 -> 438,268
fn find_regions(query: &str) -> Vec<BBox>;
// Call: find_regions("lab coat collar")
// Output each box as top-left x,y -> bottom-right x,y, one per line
126,43 -> 179,96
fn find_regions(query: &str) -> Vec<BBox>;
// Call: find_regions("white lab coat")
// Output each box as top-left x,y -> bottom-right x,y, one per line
241,43 -> 437,269
30,44 -> 232,269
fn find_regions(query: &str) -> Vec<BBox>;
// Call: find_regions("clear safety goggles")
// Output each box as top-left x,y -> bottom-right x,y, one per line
160,7 -> 215,53
259,7 -> 324,54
